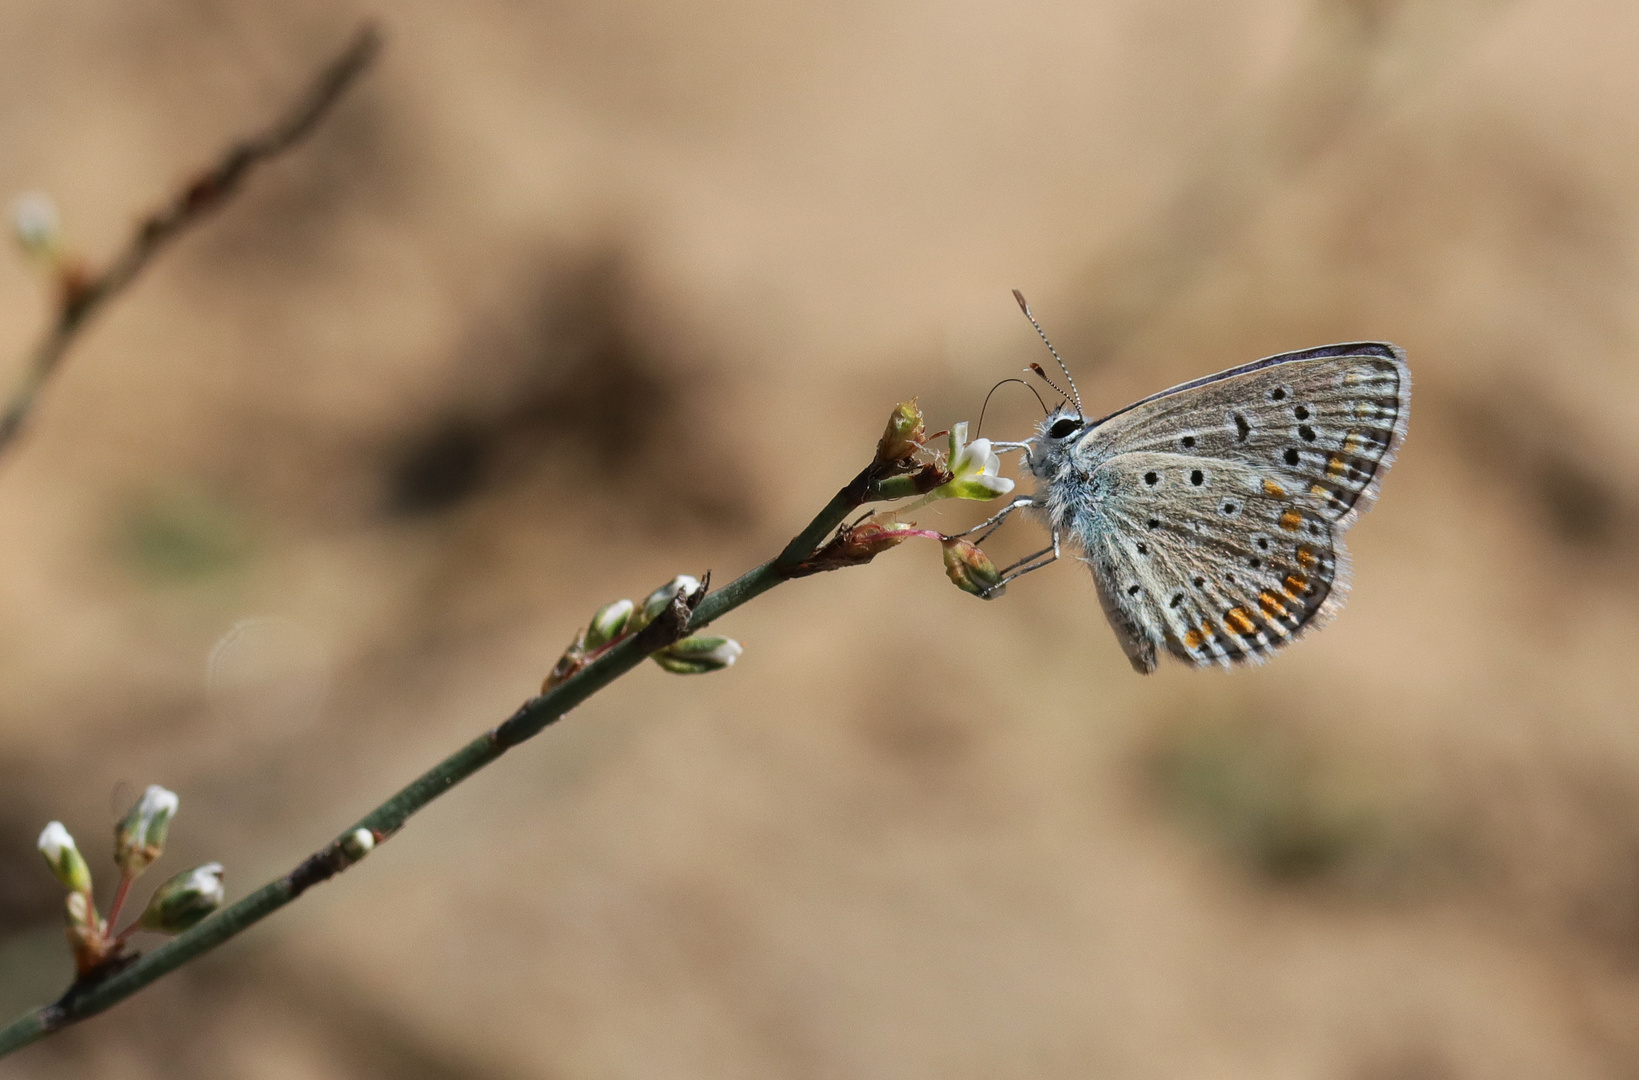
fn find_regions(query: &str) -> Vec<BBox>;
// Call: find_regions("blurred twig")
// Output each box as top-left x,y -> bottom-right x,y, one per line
0,22 -> 383,458
0,441 -> 936,1055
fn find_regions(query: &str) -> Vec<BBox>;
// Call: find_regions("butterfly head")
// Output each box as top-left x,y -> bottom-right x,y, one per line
1024,404 -> 1086,478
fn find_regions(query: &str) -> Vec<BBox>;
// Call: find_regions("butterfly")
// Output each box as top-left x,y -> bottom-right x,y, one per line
980,302 -> 1409,673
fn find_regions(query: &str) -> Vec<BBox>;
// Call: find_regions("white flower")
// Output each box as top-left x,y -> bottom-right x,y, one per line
934,423 -> 1015,501
38,821 -> 92,894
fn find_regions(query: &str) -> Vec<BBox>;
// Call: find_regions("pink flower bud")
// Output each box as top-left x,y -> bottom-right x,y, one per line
942,537 -> 1005,599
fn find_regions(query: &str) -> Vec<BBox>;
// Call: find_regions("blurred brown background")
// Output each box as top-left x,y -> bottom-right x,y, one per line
2,0 -> 1637,1076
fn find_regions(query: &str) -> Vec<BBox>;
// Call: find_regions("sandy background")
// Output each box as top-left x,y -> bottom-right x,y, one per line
4,0 -> 1639,1076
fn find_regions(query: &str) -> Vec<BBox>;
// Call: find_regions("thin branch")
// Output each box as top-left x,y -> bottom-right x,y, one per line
0,459 -> 911,1056
0,22 -> 383,458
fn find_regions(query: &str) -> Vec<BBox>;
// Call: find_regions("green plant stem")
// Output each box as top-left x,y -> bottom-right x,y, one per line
0,465 -> 879,1058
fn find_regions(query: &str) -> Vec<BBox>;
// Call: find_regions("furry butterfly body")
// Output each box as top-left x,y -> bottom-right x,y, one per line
1015,342 -> 1409,673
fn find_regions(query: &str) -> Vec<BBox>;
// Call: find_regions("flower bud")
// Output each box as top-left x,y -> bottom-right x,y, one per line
115,785 -> 179,877
139,862 -> 224,934
840,520 -> 920,558
651,635 -> 743,674
38,822 -> 92,895
637,575 -> 702,627
871,463 -> 952,500
340,828 -> 375,862
542,630 -> 589,692
789,520 -> 944,578
11,192 -> 60,259
876,399 -> 926,463
584,598 -> 634,650
942,537 -> 1006,598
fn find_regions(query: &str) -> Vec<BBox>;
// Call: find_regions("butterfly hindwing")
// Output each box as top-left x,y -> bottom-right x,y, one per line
1074,453 -> 1345,671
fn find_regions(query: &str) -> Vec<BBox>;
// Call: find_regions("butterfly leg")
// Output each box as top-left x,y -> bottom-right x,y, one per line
951,496 -> 1037,544
981,530 -> 1061,596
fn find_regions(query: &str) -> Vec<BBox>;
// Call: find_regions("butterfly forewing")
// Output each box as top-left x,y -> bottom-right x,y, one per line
1058,343 -> 1407,671
1077,344 -> 1409,529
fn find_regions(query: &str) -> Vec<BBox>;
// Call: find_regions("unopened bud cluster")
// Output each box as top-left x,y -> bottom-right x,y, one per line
36,785 -> 225,975
544,575 -> 742,692
802,400 -> 1017,596
879,419 -> 1014,505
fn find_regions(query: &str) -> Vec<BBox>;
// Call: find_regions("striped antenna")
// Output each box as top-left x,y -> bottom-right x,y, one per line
1012,289 -> 1082,417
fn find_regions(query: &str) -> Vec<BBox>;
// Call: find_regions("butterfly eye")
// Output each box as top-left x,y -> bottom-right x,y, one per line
1048,418 -> 1080,439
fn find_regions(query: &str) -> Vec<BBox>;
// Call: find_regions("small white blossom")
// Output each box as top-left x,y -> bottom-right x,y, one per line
934,423 -> 1015,501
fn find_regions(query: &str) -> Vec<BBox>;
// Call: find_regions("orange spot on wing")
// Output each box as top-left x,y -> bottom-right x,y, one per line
1183,628 -> 1204,649
1296,545 -> 1319,569
1327,455 -> 1346,477
1344,433 -> 1365,454
1258,591 -> 1287,617
1263,479 -> 1287,498
1283,574 -> 1309,598
1279,510 -> 1304,532
1225,608 -> 1256,636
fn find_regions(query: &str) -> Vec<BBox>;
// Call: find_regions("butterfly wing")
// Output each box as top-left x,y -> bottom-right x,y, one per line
1063,343 -> 1408,671
1075,453 -> 1349,671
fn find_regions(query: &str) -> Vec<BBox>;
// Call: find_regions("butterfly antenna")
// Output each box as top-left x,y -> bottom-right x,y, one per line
1013,289 -> 1083,416
1027,363 -> 1071,405
976,377 -> 1049,437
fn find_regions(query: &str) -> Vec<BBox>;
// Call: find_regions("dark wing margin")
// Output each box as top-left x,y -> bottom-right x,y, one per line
1088,342 -> 1405,430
